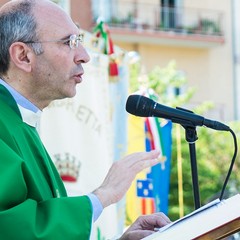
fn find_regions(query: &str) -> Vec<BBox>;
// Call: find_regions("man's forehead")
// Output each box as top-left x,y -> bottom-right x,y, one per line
34,1 -> 78,37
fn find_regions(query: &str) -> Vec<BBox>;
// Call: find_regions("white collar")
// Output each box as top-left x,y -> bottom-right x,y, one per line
17,104 -> 42,129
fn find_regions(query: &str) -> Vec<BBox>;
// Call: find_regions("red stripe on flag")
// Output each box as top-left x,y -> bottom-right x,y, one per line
141,198 -> 146,215
141,198 -> 156,215
151,198 -> 156,213
145,118 -> 155,150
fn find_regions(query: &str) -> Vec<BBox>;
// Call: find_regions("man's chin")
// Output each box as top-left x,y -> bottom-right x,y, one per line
65,87 -> 77,98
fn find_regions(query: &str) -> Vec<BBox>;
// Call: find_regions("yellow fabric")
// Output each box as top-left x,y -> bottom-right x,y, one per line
126,115 -> 146,224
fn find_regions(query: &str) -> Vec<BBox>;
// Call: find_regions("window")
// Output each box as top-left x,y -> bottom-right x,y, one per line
92,0 -> 113,22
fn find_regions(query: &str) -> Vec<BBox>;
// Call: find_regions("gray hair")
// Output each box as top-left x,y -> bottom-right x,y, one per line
0,0 -> 43,74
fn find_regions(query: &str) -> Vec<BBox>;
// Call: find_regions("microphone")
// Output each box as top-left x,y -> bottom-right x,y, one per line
126,94 -> 230,131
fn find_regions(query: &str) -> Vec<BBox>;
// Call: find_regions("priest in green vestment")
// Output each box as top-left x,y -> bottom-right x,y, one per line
0,1 -> 170,239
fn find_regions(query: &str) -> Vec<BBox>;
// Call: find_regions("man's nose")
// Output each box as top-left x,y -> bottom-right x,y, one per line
74,44 -> 90,64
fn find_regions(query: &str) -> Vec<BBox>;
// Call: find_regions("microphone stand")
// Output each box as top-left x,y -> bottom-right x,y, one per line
181,124 -> 201,210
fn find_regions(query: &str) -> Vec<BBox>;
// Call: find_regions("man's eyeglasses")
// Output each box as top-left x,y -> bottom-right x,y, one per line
23,33 -> 84,49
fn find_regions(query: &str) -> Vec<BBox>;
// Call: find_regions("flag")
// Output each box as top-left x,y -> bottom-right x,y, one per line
126,89 -> 172,225
144,91 -> 172,214
125,114 -> 146,224
145,117 -> 172,214
93,21 -> 119,78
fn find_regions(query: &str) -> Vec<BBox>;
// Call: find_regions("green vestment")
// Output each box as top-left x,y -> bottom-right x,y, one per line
0,85 -> 92,239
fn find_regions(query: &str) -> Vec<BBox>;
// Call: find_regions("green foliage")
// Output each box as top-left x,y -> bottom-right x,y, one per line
169,123 -> 240,220
129,59 -> 240,220
129,60 -> 142,92
129,60 -> 195,107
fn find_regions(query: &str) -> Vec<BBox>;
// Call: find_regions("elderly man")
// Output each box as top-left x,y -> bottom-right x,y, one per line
0,0 -> 170,239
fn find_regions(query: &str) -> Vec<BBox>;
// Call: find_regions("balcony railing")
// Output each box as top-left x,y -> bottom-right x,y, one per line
104,2 -> 224,37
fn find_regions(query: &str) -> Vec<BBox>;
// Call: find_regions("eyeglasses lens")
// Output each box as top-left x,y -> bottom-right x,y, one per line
69,34 -> 84,49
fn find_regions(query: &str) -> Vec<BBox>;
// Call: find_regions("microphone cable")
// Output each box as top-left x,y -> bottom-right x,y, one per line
219,128 -> 238,200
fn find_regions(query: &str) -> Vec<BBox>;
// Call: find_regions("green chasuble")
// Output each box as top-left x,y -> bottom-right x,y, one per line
0,85 -> 92,239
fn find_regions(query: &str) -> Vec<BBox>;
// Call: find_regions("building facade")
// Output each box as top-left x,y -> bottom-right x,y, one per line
86,0 -> 239,122
91,0 -> 238,122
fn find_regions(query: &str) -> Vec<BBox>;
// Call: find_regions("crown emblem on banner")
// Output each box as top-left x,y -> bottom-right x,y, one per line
54,153 -> 81,182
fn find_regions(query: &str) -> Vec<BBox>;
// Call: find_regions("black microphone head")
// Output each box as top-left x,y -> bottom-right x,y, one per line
125,95 -> 154,117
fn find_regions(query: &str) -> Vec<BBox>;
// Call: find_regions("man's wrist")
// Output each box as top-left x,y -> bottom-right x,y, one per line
92,187 -> 112,208
87,193 -> 103,221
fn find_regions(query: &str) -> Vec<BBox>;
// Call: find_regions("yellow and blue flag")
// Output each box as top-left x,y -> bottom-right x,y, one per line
126,90 -> 172,224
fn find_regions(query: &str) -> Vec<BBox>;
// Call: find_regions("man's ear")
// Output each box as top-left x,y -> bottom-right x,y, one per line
9,42 -> 34,73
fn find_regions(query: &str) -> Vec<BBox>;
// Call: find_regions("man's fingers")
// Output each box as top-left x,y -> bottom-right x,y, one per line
119,212 -> 171,240
151,212 -> 171,223
136,212 -> 171,229
126,150 -> 160,162
132,150 -> 161,172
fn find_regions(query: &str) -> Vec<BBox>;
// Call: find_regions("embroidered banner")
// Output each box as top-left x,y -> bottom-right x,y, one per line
39,51 -> 119,239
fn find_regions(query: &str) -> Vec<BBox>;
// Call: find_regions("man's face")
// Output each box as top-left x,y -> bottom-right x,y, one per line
31,2 -> 90,104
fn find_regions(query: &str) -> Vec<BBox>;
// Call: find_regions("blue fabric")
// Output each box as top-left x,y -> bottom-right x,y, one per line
0,79 -> 39,113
